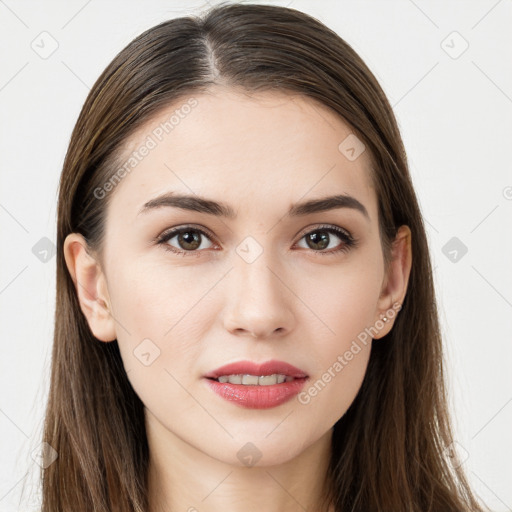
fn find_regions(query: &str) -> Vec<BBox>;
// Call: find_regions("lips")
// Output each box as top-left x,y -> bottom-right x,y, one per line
204,359 -> 308,380
203,359 -> 309,409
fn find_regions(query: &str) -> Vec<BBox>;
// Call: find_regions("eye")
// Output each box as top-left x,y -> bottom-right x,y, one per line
156,226 -> 216,257
295,224 -> 357,255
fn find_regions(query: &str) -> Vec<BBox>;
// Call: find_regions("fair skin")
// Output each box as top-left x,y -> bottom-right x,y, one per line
64,87 -> 412,512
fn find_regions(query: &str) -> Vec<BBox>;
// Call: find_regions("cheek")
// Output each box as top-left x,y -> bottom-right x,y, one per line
297,342 -> 371,433
106,259 -> 217,396
296,283 -> 375,430
292,255 -> 382,426
108,272 -> 207,427
108,255 -> 211,340
298,249 -> 384,342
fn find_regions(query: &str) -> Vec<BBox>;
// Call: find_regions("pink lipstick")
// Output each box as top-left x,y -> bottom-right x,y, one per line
203,359 -> 308,409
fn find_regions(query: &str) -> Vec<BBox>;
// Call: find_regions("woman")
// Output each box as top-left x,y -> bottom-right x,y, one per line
41,2 -> 488,511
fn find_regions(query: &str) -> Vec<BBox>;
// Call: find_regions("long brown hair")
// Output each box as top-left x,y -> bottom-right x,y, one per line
41,2 -> 488,511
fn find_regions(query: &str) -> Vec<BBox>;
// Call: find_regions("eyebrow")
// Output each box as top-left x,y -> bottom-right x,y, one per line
138,192 -> 370,221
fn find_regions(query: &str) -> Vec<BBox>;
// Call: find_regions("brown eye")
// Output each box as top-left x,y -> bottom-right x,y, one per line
296,225 -> 356,255
157,227 -> 214,255
304,230 -> 330,250
176,230 -> 202,251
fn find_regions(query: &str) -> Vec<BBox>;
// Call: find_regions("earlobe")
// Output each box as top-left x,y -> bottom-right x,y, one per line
63,233 -> 117,342
373,225 -> 412,339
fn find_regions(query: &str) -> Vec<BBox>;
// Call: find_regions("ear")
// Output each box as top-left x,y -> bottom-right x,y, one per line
373,225 -> 412,339
63,233 -> 116,342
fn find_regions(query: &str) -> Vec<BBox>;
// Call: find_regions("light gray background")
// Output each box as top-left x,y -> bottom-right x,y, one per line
1,1 -> 511,510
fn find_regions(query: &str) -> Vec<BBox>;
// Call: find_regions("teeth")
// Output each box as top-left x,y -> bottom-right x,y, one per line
216,374 -> 294,385
242,374 -> 259,385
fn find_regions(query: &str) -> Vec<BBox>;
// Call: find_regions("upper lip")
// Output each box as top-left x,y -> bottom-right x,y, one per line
204,359 -> 308,379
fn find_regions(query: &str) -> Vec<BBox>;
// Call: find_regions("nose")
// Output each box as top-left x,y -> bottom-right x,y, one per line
222,250 -> 295,340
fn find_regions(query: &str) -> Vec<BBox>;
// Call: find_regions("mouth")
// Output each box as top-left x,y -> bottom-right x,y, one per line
203,359 -> 309,409
204,359 -> 308,381
207,373 -> 298,385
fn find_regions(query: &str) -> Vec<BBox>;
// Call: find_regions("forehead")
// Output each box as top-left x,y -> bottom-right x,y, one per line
107,87 -> 377,222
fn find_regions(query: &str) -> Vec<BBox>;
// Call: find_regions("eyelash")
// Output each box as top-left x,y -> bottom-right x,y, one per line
154,224 -> 357,258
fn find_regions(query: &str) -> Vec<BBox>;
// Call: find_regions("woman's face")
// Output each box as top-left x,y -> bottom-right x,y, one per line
67,87 -> 410,467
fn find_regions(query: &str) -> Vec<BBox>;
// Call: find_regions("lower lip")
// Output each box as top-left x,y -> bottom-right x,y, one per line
204,377 -> 308,409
